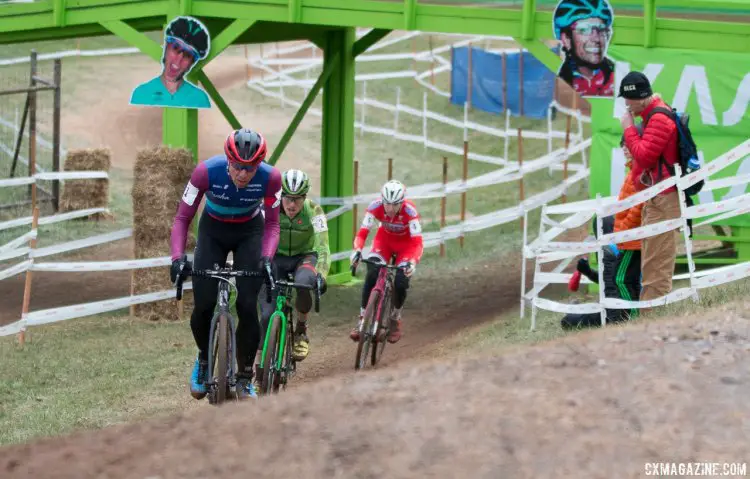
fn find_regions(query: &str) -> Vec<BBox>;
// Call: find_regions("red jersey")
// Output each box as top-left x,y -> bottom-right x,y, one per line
354,199 -> 424,263
572,68 -> 614,97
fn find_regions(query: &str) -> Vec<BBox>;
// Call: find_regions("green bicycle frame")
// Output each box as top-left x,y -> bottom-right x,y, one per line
259,293 -> 289,372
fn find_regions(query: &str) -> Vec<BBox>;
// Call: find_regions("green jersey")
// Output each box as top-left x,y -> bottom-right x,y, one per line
129,76 -> 211,109
278,199 -> 330,278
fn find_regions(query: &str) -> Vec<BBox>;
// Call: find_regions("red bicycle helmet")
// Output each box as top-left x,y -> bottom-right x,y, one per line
224,128 -> 267,167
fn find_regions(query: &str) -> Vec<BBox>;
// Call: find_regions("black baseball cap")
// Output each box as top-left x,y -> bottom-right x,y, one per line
618,71 -> 653,99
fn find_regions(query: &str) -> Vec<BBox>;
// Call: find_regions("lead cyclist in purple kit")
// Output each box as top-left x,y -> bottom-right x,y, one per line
169,128 -> 282,400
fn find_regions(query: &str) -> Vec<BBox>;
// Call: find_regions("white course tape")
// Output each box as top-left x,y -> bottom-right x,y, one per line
600,217 -> 683,245
0,259 -> 32,282
32,228 -> 132,259
0,320 -> 24,337
685,192 -> 750,219
535,272 -> 594,285
602,287 -> 696,309
35,171 -> 109,181
597,177 -> 678,218
702,172 -> 750,192
39,208 -> 108,226
677,139 -> 750,190
23,282 -> 193,328
692,261 -> 750,289
32,256 -> 171,272
0,177 -> 36,188
0,246 -> 30,263
533,297 -> 603,315
0,229 -> 36,253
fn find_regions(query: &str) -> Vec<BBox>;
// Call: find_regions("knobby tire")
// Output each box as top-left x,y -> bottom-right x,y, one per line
261,314 -> 281,395
355,290 -> 380,370
214,313 -> 229,404
372,289 -> 391,366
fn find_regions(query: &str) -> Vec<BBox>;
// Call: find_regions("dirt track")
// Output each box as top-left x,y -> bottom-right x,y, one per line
2,306 -> 749,478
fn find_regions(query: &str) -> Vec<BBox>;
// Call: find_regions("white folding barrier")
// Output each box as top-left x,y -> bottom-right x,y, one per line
522,138 -> 750,329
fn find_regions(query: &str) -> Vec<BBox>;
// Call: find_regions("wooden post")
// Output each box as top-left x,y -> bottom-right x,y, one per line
353,160 -> 359,237
411,37 -> 417,85
387,158 -> 393,181
518,49 -> 524,117
19,207 -> 40,346
440,157 -> 448,257
502,51 -> 507,112
130,242 -> 136,317
52,59 -> 62,212
28,50 -> 38,206
460,140 -> 468,249
260,44 -> 265,81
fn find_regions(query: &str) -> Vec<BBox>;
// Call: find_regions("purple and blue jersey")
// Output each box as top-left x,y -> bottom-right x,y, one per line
170,155 -> 282,261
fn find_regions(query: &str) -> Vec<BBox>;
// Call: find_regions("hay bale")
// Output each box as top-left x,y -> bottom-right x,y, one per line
132,146 -> 196,321
59,148 -> 111,219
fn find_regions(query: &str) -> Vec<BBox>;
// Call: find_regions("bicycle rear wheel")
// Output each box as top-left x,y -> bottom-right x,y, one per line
261,314 -> 281,395
371,289 -> 391,367
208,313 -> 230,404
355,290 -> 379,371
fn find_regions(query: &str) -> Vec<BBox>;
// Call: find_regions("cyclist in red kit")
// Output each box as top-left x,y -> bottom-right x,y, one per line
349,180 -> 424,344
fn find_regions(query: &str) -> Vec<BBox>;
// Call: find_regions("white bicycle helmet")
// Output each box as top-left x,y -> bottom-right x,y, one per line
381,180 -> 406,204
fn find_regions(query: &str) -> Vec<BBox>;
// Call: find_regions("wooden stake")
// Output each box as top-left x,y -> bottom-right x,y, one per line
353,160 -> 359,238
387,158 -> 393,181
244,45 -> 251,80
460,140 -> 468,249
502,51 -> 507,112
130,241 -> 136,317
19,207 -> 40,346
440,157 -> 448,257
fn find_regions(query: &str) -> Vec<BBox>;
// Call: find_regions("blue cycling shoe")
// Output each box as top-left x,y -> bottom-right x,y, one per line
190,356 -> 209,400
236,373 -> 258,400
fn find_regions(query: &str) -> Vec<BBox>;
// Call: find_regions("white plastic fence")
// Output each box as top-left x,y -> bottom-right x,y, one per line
247,32 -> 587,167
0,32 -> 593,338
521,138 -> 750,330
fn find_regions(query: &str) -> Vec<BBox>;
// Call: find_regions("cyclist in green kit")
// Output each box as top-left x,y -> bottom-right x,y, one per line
258,169 -> 330,365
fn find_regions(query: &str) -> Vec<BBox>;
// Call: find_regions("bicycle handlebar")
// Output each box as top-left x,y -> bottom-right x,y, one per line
350,255 -> 406,277
274,279 -> 321,313
174,263 -> 264,301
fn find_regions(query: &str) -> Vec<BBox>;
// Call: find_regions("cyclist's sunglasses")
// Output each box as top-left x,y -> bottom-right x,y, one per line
166,37 -> 199,61
282,195 -> 305,203
573,24 -> 611,37
229,161 -> 259,172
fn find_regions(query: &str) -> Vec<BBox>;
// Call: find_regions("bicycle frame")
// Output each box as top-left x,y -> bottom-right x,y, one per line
259,272 -> 321,395
175,261 -> 265,404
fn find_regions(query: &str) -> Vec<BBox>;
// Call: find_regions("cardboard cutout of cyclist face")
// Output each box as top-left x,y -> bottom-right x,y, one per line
129,16 -> 212,109
553,0 -> 616,98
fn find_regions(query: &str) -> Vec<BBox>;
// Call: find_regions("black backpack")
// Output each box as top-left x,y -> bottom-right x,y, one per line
644,106 -> 704,197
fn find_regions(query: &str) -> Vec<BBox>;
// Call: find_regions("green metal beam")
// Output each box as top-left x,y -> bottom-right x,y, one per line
267,50 -> 340,166
100,19 -> 161,62
404,0 -> 416,30
289,0 -> 302,23
53,0 -> 67,27
514,38 -> 561,72
192,70 -> 242,130
200,18 -> 256,66
643,0 -> 656,48
521,0 -> 536,40
352,28 -> 391,57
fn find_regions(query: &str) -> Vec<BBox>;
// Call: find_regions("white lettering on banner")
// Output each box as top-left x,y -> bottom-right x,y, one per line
614,61 -> 750,126
723,72 -> 750,126
182,182 -> 199,206
672,65 -> 717,125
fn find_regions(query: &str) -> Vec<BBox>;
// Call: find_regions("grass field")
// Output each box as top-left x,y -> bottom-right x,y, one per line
0,32 -> 601,447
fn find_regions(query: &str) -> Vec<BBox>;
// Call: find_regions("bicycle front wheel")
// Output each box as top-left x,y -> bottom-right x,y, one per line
371,289 -> 392,367
261,314 -> 281,395
209,313 -> 230,404
355,290 -> 379,371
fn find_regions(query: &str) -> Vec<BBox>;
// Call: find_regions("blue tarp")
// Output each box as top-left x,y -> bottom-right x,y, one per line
450,46 -> 558,119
